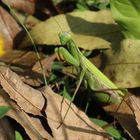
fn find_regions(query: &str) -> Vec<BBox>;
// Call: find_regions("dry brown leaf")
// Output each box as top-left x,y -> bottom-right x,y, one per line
0,50 -> 44,67
0,6 -> 21,51
0,50 -> 45,86
104,95 -> 140,140
0,118 -> 15,140
43,86 -> 113,140
0,66 -> 113,140
2,0 -> 35,14
32,54 -> 56,77
0,66 -> 45,116
0,89 -> 53,140
129,95 -> 140,131
2,0 -> 58,17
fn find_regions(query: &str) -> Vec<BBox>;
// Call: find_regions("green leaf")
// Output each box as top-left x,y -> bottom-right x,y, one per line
58,79 -> 72,101
20,10 -> 123,50
76,0 -> 89,11
110,0 -> 140,39
90,118 -> 121,139
0,106 -> 10,119
62,85 -> 72,101
15,131 -> 23,140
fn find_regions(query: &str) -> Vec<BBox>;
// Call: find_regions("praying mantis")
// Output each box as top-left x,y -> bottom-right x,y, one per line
55,32 -> 126,123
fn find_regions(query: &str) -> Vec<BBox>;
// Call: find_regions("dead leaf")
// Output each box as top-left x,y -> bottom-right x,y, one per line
32,54 -> 56,77
0,50 -> 45,86
0,89 -> 53,140
0,66 -> 45,116
103,39 -> 140,88
0,66 -> 113,140
104,94 -> 140,140
0,6 -> 21,51
19,10 -> 123,50
0,117 -> 15,140
2,0 -> 35,14
2,0 -> 58,17
129,95 -> 140,131
24,15 -> 41,29
0,50 -> 44,67
43,86 -> 113,140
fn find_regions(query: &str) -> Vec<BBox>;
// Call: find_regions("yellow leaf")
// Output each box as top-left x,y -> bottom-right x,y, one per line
19,10 -> 123,50
0,35 -> 5,56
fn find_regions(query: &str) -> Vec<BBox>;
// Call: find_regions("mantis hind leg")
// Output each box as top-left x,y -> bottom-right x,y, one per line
85,72 -> 118,104
57,69 -> 85,128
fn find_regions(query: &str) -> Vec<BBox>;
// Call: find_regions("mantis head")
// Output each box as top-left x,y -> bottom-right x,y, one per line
59,32 -> 71,45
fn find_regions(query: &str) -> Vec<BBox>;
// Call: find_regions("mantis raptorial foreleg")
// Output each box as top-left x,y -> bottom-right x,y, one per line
55,32 -> 125,126
55,47 -> 80,67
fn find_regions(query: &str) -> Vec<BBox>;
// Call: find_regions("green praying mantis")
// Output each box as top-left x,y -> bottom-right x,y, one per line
55,32 -> 126,123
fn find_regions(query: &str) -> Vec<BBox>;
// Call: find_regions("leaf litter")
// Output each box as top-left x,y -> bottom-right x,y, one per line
0,2 -> 139,139
0,6 -> 21,53
0,66 -> 113,140
129,95 -> 140,131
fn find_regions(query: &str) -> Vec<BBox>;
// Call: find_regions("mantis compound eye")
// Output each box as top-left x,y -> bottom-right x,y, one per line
59,32 -> 71,45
